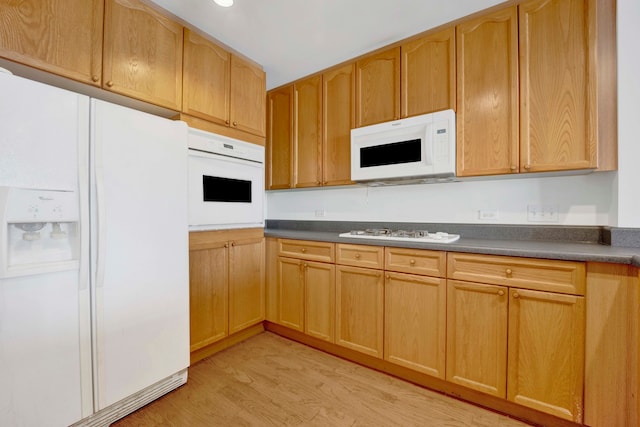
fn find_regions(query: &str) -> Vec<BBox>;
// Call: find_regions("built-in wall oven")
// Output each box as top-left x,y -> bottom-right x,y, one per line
187,128 -> 264,230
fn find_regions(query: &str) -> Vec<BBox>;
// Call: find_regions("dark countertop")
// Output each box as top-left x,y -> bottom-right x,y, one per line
265,227 -> 640,267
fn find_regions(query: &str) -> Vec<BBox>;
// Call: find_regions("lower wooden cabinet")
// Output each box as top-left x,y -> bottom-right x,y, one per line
384,272 -> 446,377
189,229 -> 264,357
304,261 -> 336,342
335,265 -> 384,358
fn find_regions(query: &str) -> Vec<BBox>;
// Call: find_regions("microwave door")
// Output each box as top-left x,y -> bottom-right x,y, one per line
188,151 -> 264,229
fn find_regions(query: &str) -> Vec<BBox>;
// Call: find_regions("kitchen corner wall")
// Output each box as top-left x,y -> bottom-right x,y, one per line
266,172 -> 616,226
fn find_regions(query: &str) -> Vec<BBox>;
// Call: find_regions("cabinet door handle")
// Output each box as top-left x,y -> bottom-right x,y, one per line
224,243 -> 229,248
498,290 -> 505,296
230,242 -> 235,247
409,259 -> 416,265
232,121 -> 238,127
225,119 -> 230,125
92,75 -> 99,82
355,253 -> 361,259
505,268 -> 513,277
510,165 -> 517,172
106,80 -> 114,87
523,165 -> 530,171
385,274 -> 390,279
513,292 -> 520,299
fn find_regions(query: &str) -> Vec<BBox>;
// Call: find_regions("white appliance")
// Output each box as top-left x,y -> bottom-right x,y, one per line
350,109 -> 456,183
0,73 -> 189,427
188,128 -> 265,231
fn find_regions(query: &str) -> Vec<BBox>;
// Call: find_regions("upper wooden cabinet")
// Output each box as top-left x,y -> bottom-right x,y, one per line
230,55 -> 266,137
182,28 -> 230,126
294,75 -> 323,188
456,7 -> 520,177
401,27 -> 456,117
457,0 -> 616,177
0,0 -> 103,86
355,47 -> 401,127
519,0 -> 609,172
182,29 -> 265,139
267,85 -> 294,189
103,0 -> 183,110
323,63 -> 355,186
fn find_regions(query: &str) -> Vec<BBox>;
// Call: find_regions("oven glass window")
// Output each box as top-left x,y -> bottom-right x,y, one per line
203,176 -> 252,203
360,139 -> 422,168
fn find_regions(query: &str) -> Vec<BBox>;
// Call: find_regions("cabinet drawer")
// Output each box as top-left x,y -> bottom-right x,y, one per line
447,253 -> 585,295
385,247 -> 446,277
337,244 -> 384,269
278,239 -> 335,262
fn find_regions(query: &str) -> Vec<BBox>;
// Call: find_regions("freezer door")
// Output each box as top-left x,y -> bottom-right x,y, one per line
90,100 -> 189,410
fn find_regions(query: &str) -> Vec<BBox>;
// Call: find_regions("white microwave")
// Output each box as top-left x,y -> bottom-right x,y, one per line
350,109 -> 456,183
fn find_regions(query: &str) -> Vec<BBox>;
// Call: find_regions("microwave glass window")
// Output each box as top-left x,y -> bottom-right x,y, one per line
360,139 -> 422,168
203,175 -> 252,203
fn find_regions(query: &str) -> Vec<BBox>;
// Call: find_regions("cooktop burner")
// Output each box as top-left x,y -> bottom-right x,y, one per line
339,229 -> 460,244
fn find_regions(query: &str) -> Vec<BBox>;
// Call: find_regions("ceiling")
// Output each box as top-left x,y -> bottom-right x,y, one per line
148,0 -> 504,90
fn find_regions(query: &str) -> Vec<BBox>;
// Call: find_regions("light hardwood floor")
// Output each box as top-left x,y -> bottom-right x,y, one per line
113,332 -> 532,426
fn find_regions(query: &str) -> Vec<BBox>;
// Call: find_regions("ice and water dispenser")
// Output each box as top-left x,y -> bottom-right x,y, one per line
0,187 -> 79,277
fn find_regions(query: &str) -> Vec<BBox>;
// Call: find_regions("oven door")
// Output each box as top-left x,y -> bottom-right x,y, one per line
188,149 -> 264,230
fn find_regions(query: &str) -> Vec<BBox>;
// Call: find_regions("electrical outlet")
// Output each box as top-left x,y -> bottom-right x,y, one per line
314,209 -> 326,218
527,205 -> 559,222
478,209 -> 499,220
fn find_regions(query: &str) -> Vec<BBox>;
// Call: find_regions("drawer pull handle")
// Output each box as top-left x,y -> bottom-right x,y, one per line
301,248 -> 307,253
513,292 -> 520,299
224,243 -> 229,248
505,268 -> 513,277
409,259 -> 416,265
355,253 -> 361,259
386,274 -> 390,279
498,290 -> 505,296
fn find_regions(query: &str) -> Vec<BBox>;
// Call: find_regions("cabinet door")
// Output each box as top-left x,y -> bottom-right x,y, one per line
182,28 -> 230,126
229,237 -> 265,333
103,0 -> 183,110
323,64 -> 355,186
446,280 -> 508,397
294,75 -> 323,188
519,0 -> 596,172
335,265 -> 384,358
267,85 -> 293,189
189,244 -> 228,351
355,47 -> 401,127
507,288 -> 584,422
305,261 -> 335,343
401,27 -> 456,117
230,55 -> 266,137
0,0 -> 103,85
277,257 -> 304,331
456,7 -> 519,176
385,272 -> 446,377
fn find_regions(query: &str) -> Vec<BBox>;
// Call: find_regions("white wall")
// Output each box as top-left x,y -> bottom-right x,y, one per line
267,1 -> 639,228
616,0 -> 640,227
267,172 -> 616,225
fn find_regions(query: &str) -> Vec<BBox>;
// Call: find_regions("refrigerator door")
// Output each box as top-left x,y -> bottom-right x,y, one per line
90,99 -> 189,410
0,74 -> 92,426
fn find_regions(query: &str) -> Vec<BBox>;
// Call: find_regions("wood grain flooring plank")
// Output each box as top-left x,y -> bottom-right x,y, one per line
113,332 -> 531,427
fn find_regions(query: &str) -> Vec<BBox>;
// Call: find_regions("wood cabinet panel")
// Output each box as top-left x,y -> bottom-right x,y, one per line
385,272 -> 446,377
182,28 -> 230,126
456,7 -> 519,176
336,265 -> 384,358
103,0 -> 183,110
446,280 -> 508,397
265,237 -> 279,323
356,47 -> 401,127
305,261 -> 335,342
401,27 -> 456,117
519,0 -> 596,173
277,257 -> 305,331
447,253 -> 585,295
0,0 -> 103,85
323,64 -> 355,186
229,237 -> 265,333
336,244 -> 384,269
507,288 -> 584,422
267,85 -> 293,189
230,54 -> 266,137
294,75 -> 323,188
189,244 -> 228,351
385,247 -> 446,277
278,239 -> 335,263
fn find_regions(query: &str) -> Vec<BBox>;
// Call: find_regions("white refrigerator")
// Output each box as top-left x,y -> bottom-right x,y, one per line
0,71 -> 189,426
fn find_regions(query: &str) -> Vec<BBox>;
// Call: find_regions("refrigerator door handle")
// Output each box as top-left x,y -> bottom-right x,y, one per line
94,131 -> 106,290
